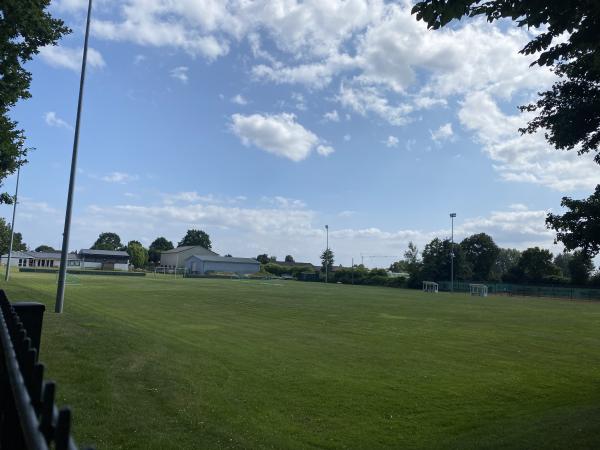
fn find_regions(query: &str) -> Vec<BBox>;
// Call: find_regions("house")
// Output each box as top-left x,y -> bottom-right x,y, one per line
78,249 -> 130,271
160,245 -> 218,269
185,255 -> 260,275
1,251 -> 79,269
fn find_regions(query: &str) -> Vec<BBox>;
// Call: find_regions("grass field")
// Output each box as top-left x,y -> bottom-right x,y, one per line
2,272 -> 600,449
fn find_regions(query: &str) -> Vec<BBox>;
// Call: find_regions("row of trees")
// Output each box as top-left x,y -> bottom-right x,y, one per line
85,229 -> 213,269
388,234 -> 599,288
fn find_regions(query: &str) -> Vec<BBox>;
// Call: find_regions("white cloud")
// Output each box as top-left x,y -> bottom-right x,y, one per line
430,123 -> 454,142
323,109 -> 340,122
230,113 -> 332,161
384,136 -> 399,148
39,45 -> 105,71
99,172 -> 139,184
459,91 -> 600,191
316,145 -> 335,157
170,66 -> 189,83
343,134 -> 351,142
338,83 -> 413,126
44,112 -> 72,130
231,94 -> 248,105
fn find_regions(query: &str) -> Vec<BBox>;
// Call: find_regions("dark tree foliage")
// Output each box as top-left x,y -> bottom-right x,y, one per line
0,2 -> 70,203
421,237 -> 471,281
460,233 -> 499,281
0,218 -> 26,254
412,1 -> 600,163
568,250 -> 595,285
490,248 -> 521,281
320,248 -> 334,271
546,185 -> 600,257
516,247 -> 559,283
178,229 -> 211,249
91,232 -> 124,251
148,237 -> 174,264
127,240 -> 148,269
34,245 -> 55,252
284,254 -> 295,263
256,254 -> 270,265
553,252 -> 573,278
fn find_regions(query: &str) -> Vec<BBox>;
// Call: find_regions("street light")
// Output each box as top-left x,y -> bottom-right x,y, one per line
55,0 -> 93,313
450,213 -> 456,292
325,225 -> 329,283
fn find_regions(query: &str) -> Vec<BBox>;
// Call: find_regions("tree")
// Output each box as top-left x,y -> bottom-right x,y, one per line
517,247 -> 559,283
127,241 -> 148,269
553,252 -> 574,278
546,186 -> 600,258
178,229 -> 211,249
35,245 -> 55,252
148,237 -> 173,264
422,238 -> 471,282
91,232 -> 124,251
412,1 -> 600,163
284,255 -> 295,263
256,254 -> 270,265
0,2 -> 70,204
460,233 -> 499,281
0,218 -> 26,254
568,251 -> 595,285
491,248 -> 521,281
321,248 -> 334,272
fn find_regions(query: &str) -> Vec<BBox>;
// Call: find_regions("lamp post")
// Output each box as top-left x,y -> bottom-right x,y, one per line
450,213 -> 456,292
325,225 -> 329,283
5,166 -> 21,281
55,0 -> 93,313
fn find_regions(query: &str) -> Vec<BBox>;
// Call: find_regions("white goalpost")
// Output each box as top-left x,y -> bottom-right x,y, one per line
470,284 -> 488,297
422,281 -> 438,293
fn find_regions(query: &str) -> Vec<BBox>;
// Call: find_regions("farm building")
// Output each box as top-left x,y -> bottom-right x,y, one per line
185,255 -> 260,275
1,249 -> 129,271
160,245 -> 218,269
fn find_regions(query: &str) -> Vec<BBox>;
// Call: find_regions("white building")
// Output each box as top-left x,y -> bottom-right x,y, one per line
185,255 -> 260,275
1,249 -> 130,271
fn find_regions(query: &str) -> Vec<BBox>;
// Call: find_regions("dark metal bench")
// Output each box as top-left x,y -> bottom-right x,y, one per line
0,290 -> 91,449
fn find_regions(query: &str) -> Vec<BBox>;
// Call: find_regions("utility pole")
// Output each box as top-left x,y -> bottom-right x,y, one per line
325,225 -> 329,283
450,213 -> 456,292
5,166 -> 21,281
56,0 -> 93,313
351,257 -> 354,285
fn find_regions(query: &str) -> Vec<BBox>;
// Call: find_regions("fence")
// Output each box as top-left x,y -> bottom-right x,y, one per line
0,290 -> 90,449
437,281 -> 600,300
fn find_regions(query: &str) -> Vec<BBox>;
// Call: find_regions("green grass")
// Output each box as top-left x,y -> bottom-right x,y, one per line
2,272 -> 600,449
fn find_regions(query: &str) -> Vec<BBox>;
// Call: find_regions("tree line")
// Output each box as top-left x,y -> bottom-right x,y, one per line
388,234 -> 600,288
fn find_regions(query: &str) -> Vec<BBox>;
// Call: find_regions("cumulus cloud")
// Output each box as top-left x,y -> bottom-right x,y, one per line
230,113 -> 333,161
44,112 -> 72,130
384,136 -> 399,148
39,45 -> 105,71
323,109 -> 340,122
430,123 -> 454,142
459,91 -> 600,191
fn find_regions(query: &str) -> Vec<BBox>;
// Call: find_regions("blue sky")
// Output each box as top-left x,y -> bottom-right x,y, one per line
3,0 -> 599,267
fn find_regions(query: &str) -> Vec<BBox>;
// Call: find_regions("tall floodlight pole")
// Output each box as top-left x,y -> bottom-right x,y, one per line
450,213 -> 456,292
55,0 -> 93,313
325,225 -> 329,283
5,166 -> 21,281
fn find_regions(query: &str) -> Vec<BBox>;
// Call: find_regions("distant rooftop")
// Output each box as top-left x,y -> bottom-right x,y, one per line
161,245 -> 217,255
80,249 -> 129,257
187,255 -> 258,264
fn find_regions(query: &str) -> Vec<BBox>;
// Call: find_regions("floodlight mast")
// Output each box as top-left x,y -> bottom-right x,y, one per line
450,213 -> 456,292
55,0 -> 93,314
325,225 -> 329,283
4,166 -> 21,281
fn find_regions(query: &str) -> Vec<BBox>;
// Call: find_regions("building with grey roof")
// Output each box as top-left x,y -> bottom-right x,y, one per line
185,255 -> 260,276
1,249 -> 130,271
160,245 -> 218,269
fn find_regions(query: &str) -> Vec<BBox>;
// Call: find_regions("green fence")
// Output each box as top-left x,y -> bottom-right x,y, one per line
437,281 -> 600,300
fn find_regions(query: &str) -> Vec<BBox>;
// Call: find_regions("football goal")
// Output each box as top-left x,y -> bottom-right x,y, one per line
422,281 -> 438,293
470,284 -> 488,297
